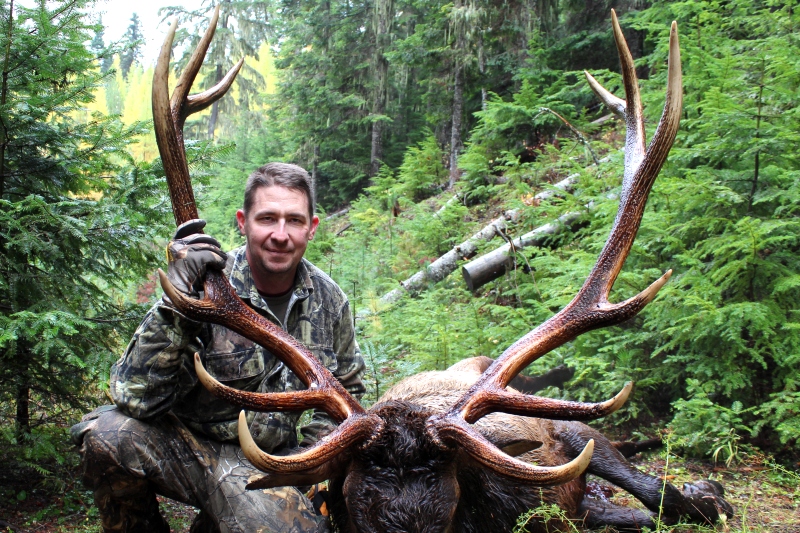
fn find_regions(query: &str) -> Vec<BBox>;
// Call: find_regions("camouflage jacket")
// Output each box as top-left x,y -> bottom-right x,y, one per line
110,246 -> 366,453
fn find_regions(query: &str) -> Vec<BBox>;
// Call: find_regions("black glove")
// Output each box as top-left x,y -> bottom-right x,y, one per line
166,219 -> 228,298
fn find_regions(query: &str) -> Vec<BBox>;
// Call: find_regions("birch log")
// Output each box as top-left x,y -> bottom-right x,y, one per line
462,168 -> 617,291
460,210 -> 585,291
379,210 -> 517,305
378,173 -> 580,306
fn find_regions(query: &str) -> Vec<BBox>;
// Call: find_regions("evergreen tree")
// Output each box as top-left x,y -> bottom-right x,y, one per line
119,13 -> 143,79
90,16 -> 112,73
0,0 -> 168,451
268,0 -> 374,205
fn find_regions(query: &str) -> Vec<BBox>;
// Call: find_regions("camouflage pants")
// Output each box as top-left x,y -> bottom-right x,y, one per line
72,406 -> 329,533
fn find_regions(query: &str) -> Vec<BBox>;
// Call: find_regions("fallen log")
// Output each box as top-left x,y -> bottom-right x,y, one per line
461,210 -> 585,291
462,165 -> 623,292
378,173 -> 580,306
325,206 -> 350,220
379,209 -> 518,305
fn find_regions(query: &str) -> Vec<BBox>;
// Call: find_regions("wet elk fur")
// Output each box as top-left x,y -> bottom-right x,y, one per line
152,8 -> 734,533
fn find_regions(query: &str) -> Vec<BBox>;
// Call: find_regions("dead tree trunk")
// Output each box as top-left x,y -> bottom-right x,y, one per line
379,208 -> 519,306
369,0 -> 393,178
448,63 -> 464,188
461,210 -> 584,291
375,173 -> 580,307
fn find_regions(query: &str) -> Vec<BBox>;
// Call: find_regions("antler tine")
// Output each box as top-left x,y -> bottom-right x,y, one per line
194,353 -> 332,413
159,270 -> 366,422
239,411 -> 383,477
461,381 -> 634,425
426,17 -> 681,472
430,417 -> 595,485
170,6 -> 246,129
170,5 -> 221,120
153,17 -> 197,225
584,71 -> 626,118
611,9 -> 647,188
184,57 -> 245,117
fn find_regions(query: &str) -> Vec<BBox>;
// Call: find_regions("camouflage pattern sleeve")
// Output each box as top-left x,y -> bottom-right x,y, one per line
110,301 -> 204,420
299,299 -> 366,446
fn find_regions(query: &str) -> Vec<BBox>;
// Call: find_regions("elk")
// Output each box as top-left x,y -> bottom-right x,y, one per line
152,8 -> 733,532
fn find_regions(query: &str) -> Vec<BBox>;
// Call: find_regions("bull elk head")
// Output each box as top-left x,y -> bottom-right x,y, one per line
153,7 -> 682,529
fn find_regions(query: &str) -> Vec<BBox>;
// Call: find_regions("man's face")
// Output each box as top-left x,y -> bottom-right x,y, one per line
236,185 -> 319,292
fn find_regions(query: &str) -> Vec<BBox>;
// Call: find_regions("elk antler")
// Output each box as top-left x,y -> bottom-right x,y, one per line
153,7 -> 380,479
153,6 -> 244,225
427,11 -> 682,481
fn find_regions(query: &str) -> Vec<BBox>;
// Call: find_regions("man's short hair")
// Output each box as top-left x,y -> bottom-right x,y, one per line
243,163 -> 316,218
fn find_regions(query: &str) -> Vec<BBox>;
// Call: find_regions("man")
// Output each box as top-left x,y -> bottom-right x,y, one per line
72,163 -> 365,533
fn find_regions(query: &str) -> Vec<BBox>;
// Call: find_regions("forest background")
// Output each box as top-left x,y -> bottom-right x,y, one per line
0,0 -> 798,530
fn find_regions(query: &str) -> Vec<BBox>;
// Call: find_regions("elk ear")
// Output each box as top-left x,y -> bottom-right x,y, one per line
499,439 -> 543,457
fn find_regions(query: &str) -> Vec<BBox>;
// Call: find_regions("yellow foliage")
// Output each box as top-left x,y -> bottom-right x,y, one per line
120,63 -> 159,161
68,42 -> 278,162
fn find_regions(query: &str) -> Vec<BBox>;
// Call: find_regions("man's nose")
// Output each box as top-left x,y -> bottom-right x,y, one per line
271,220 -> 290,242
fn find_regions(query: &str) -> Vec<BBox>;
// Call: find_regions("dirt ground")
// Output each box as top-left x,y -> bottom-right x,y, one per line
1,452 -> 798,533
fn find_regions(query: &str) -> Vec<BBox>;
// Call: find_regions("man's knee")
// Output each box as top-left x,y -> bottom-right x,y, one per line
72,406 -> 154,488
218,486 -> 329,533
209,445 -> 328,533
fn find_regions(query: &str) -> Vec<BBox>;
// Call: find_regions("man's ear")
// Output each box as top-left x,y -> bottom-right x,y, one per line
236,210 -> 247,235
309,215 -> 320,240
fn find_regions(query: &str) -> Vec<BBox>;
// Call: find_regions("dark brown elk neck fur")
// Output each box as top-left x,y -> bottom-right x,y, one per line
327,393 -> 585,533
454,464 -> 583,533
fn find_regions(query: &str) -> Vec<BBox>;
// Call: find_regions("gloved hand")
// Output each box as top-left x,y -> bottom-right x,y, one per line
166,219 -> 228,298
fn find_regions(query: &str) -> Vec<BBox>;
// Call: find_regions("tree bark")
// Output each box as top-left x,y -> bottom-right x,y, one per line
448,0 -> 466,188
370,114 -> 384,177
15,383 -> 29,438
448,62 -> 464,188
0,0 -> 14,199
15,344 -> 30,439
311,143 -> 320,185
370,0 -> 392,178
478,32 -> 487,111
